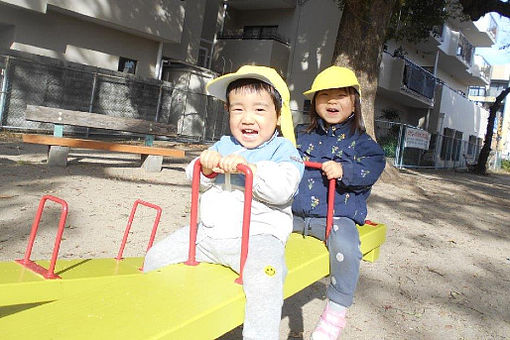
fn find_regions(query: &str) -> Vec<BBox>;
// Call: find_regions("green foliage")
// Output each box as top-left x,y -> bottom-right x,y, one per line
502,159 -> 510,172
386,0 -> 451,43
378,135 -> 398,158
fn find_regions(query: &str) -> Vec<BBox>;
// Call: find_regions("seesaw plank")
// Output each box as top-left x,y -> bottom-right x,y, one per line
0,223 -> 386,311
0,234 -> 329,339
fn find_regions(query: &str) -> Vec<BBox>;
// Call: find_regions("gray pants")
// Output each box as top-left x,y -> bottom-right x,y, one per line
293,216 -> 362,307
144,226 -> 286,340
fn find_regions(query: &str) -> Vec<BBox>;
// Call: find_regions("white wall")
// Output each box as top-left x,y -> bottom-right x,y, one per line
162,0 -> 207,65
2,0 -> 185,43
439,85 -> 488,140
287,0 -> 342,123
213,39 -> 289,75
0,3 -> 167,78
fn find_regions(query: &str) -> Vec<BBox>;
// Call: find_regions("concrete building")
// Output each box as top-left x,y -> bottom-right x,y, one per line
469,64 -> 510,161
376,13 -> 496,168
211,1 -> 497,168
212,0 -> 342,123
0,0 -> 501,166
0,0 -> 226,137
0,0 -> 190,79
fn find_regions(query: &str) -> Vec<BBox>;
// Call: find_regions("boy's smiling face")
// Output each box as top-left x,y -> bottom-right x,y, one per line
227,88 -> 279,149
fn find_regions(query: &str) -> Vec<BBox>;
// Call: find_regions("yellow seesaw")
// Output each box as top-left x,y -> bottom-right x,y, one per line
0,161 -> 386,339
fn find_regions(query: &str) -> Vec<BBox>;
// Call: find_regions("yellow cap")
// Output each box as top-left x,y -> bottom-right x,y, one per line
206,65 -> 296,146
303,66 -> 361,100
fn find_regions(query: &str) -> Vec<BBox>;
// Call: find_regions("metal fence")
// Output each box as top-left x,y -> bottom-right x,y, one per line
0,53 -> 229,142
375,120 -> 482,169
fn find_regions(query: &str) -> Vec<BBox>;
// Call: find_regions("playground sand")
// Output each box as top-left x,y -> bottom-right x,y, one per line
1,132 -> 509,339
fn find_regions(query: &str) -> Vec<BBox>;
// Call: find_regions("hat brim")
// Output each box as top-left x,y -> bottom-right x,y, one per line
206,73 -> 278,102
303,85 -> 361,100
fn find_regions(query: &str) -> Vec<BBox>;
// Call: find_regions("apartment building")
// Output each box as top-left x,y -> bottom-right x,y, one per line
211,1 -> 497,168
210,0 -> 342,123
0,0 -> 500,165
377,14 -> 496,168
469,64 -> 510,161
0,0 -> 227,138
0,0 -> 191,78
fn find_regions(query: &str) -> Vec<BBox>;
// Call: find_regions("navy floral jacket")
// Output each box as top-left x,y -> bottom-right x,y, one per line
292,117 -> 386,225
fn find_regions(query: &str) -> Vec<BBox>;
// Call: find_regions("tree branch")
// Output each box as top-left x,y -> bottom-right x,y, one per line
458,0 -> 510,21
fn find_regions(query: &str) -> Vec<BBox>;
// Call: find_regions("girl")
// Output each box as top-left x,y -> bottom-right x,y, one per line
292,66 -> 386,340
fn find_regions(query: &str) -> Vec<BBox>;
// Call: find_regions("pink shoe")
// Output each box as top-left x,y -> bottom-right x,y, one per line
310,304 -> 347,340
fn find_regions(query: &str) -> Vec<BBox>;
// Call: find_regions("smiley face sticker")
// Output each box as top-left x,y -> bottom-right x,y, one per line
264,265 -> 276,277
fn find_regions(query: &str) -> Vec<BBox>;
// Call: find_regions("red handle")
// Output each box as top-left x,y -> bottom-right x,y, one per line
16,195 -> 69,279
186,160 -> 253,285
303,161 -> 336,241
116,199 -> 163,269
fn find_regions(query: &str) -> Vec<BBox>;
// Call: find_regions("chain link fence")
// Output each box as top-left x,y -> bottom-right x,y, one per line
375,120 -> 482,169
0,53 -> 229,142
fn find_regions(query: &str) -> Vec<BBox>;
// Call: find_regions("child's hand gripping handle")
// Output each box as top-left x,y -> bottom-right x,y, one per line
303,161 -> 336,241
186,159 -> 253,285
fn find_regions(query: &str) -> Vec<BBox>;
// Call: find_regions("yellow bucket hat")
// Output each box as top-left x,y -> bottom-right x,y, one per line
303,66 -> 361,100
206,65 -> 296,146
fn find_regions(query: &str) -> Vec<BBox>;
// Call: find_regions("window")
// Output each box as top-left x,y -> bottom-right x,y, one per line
118,57 -> 137,74
468,86 -> 486,97
243,26 -> 278,40
467,135 -> 478,155
440,128 -> 454,160
489,81 -> 507,97
452,130 -> 463,161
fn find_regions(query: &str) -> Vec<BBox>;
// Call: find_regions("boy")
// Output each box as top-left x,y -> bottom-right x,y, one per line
143,65 -> 304,340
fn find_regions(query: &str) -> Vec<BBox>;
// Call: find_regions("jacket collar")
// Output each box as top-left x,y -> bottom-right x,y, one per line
317,114 -> 354,136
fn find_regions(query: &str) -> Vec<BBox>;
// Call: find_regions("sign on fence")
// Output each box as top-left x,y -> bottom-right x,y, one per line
404,127 -> 431,150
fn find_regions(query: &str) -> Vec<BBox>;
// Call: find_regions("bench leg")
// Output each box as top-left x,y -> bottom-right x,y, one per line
141,155 -> 163,172
48,146 -> 69,167
362,247 -> 380,263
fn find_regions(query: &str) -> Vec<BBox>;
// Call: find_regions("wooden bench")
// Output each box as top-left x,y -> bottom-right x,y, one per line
23,105 -> 186,172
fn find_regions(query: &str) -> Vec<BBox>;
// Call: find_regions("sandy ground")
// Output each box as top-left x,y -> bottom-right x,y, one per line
1,132 -> 509,340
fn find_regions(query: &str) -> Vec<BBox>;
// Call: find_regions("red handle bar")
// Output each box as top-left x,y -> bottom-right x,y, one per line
303,161 -> 336,240
186,160 -> 253,285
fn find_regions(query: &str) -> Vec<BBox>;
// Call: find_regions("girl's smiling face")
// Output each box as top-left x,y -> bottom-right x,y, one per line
314,88 -> 354,126
227,89 -> 279,149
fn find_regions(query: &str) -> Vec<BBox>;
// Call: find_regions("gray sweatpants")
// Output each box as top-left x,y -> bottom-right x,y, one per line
143,225 -> 286,340
293,216 -> 362,307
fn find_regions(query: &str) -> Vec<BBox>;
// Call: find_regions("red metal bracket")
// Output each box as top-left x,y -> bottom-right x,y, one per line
116,199 -> 162,270
15,195 -> 69,279
303,161 -> 336,241
186,160 -> 253,285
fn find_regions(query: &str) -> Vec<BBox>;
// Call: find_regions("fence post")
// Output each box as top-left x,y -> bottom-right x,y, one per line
0,56 -> 10,127
86,72 -> 98,137
395,123 -> 405,168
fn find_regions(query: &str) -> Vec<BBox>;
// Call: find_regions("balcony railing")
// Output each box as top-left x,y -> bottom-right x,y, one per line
487,15 -> 498,41
218,30 -> 290,46
478,57 -> 491,82
402,58 -> 436,99
456,33 -> 474,66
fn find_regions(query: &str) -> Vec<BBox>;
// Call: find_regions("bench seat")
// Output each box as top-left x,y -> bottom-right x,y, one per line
23,105 -> 185,171
22,134 -> 185,158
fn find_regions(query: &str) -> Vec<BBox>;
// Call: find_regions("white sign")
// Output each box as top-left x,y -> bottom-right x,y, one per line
404,127 -> 431,150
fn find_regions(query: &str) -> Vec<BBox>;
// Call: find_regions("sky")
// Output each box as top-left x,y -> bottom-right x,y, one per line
476,13 -> 510,65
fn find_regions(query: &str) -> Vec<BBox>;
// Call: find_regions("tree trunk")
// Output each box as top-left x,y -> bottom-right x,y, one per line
474,87 -> 510,175
331,0 -> 398,139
